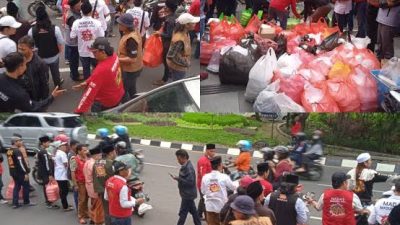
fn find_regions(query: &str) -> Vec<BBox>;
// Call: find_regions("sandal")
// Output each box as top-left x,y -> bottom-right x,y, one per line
79,218 -> 87,224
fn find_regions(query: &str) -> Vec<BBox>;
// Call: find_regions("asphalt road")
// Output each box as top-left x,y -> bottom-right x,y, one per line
0,1 -> 199,113
0,141 -> 395,225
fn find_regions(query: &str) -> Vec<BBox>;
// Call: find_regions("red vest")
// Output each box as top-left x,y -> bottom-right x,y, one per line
75,156 -> 86,183
322,189 -> 355,225
106,176 -> 132,218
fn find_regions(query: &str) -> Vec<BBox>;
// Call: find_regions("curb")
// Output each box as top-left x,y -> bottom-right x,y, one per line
86,134 -> 400,174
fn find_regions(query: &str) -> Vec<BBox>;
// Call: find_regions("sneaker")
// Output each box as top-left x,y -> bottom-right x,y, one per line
64,206 -> 74,212
24,202 -> 37,207
0,199 -> 8,204
47,204 -> 60,209
152,80 -> 165,86
12,205 -> 20,209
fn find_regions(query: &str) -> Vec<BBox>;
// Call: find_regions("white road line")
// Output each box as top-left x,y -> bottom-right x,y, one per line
310,216 -> 322,220
59,67 -> 83,73
317,184 -> 384,193
144,162 -> 178,169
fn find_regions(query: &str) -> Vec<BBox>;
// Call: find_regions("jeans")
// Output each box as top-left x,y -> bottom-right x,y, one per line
47,58 -> 62,87
355,2 -> 367,38
74,189 -> 78,210
12,176 -> 30,206
177,199 -> 201,225
122,69 -> 142,101
101,193 -> 111,225
169,69 -> 186,82
66,46 -> 80,80
162,42 -> 171,82
65,46 -> 71,61
80,57 -> 97,79
110,217 -> 131,225
268,7 -> 289,30
57,180 -> 69,209
335,13 -> 352,32
200,18 -> 206,39
0,174 -> 4,200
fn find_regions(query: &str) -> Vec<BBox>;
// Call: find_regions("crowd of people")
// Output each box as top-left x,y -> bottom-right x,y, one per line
0,0 -> 200,113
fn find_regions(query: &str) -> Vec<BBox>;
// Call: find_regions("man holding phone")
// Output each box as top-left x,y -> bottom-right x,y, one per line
171,149 -> 202,225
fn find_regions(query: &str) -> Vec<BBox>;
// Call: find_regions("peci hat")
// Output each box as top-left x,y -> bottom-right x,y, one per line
176,13 -> 200,25
116,13 -> 134,28
89,145 -> 102,155
113,161 -> 131,174
246,180 -> 263,200
331,172 -> 351,188
39,135 -> 51,144
356,153 -> 371,164
206,143 -> 215,150
230,195 -> 256,215
101,143 -> 115,154
0,15 -> 21,28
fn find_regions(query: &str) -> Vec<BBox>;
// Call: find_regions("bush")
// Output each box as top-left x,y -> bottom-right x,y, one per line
181,113 -> 249,127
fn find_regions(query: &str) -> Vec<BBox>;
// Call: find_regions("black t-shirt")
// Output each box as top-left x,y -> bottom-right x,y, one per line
0,73 -> 53,112
7,147 -> 29,178
389,204 -> 400,225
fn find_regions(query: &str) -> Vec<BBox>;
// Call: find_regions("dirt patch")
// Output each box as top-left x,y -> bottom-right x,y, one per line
108,117 -> 140,123
144,121 -> 177,126
224,127 -> 257,136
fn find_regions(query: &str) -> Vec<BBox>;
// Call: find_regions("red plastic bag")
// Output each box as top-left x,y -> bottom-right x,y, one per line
228,18 -> 246,42
274,72 -> 305,105
200,41 -> 215,65
310,18 -> 329,34
46,180 -> 60,202
348,48 -> 381,71
6,179 -> 23,200
325,78 -> 361,112
210,19 -> 230,42
245,15 -> 262,34
301,82 -> 340,112
349,66 -> 378,112
143,34 -> 163,68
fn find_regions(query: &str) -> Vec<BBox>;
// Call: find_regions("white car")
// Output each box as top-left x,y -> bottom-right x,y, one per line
0,113 -> 88,154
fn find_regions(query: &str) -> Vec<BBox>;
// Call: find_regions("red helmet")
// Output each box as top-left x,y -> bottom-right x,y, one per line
54,134 -> 70,144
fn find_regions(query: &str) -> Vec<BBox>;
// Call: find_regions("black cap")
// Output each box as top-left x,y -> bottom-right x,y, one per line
246,180 -> 263,200
6,2 -> 19,17
39,135 -> 51,144
332,172 -> 351,188
282,174 -> 299,185
210,156 -> 222,167
206,143 -> 215,150
36,5 -> 49,21
257,162 -> 269,173
89,145 -> 102,155
90,37 -> 114,55
113,161 -> 131,175
68,0 -> 80,7
102,144 -> 115,154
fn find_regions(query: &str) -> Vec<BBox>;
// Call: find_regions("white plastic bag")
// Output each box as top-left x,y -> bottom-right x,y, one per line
244,48 -> 277,102
350,35 -> 371,49
206,50 -> 221,73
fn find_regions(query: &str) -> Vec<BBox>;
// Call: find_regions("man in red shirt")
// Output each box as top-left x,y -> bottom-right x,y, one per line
71,144 -> 89,224
73,37 -> 125,113
196,143 -> 216,220
255,162 -> 273,197
268,0 -> 301,29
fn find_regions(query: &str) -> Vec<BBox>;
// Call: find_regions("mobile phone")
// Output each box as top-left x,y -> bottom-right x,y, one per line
168,173 -> 175,178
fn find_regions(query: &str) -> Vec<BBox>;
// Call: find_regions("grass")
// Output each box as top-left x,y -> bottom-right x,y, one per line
181,113 -> 251,127
84,115 -> 274,147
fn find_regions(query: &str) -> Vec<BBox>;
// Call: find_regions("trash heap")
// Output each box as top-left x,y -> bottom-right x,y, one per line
200,15 -> 396,112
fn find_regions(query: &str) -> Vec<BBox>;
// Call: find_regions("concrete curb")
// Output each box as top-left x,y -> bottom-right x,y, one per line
87,134 -> 400,173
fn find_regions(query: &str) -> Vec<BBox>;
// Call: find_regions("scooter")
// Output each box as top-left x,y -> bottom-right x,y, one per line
294,158 -> 324,181
223,157 -> 256,181
127,179 -> 152,217
28,0 -> 59,17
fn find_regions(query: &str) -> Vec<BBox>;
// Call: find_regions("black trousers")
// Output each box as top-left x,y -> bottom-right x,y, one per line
57,180 -> 69,209
366,4 -> 378,52
177,198 -> 201,225
41,177 -> 50,204
197,190 -> 205,218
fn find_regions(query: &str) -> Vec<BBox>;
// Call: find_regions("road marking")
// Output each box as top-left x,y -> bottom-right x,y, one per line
341,159 -> 358,168
140,139 -> 151,146
317,183 -> 384,193
160,141 -> 172,148
144,162 -> 178,169
376,163 -> 396,173
227,148 -> 240,156
60,67 -> 83,73
310,216 -> 322,220
181,143 -> 193,151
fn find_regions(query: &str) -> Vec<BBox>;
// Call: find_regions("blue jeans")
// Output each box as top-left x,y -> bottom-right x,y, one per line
335,13 -> 352,33
73,189 -> 78,210
169,69 -> 186,82
80,57 -> 97,79
268,7 -> 289,30
66,46 -> 80,80
0,174 -> 4,200
111,216 -> 131,225
355,2 -> 367,38
177,199 -> 201,225
12,176 -> 30,206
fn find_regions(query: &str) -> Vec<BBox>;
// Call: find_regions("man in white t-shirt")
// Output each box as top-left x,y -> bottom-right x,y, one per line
0,16 -> 21,74
90,0 -> 110,35
70,1 -> 105,79
54,137 -> 73,211
201,156 -> 236,225
126,0 -> 150,39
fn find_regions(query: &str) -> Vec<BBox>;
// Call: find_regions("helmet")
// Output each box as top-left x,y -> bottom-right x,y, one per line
236,140 -> 252,151
116,141 -> 127,149
295,132 -> 307,141
97,128 -> 109,138
274,146 -> 289,154
54,134 -> 69,144
114,125 -> 128,136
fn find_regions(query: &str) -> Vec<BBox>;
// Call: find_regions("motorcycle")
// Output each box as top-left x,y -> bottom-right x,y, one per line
127,179 -> 152,217
223,157 -> 256,182
28,0 -> 60,18
132,148 -> 144,174
294,158 -> 324,181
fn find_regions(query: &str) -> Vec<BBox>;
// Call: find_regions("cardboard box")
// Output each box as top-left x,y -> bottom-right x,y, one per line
258,24 -> 276,40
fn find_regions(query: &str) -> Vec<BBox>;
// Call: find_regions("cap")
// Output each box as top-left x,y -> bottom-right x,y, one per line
89,145 -> 102,155
206,143 -> 215,150
239,175 -> 254,189
332,172 -> 351,188
90,37 -> 113,53
246,180 -> 263,200
230,195 -> 256,215
0,15 -> 21,28
39,135 -> 51,144
68,0 -> 81,7
282,174 -> 299,185
54,134 -> 69,146
102,144 -> 115,154
113,161 -> 131,174
176,13 -> 200,25
356,153 -> 371,164
117,13 -> 134,28
11,136 -> 22,143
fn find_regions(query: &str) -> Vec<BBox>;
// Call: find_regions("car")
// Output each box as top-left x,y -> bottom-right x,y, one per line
107,76 -> 200,113
0,113 -> 88,154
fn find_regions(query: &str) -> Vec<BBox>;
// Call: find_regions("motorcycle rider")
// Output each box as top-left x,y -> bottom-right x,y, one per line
115,141 -> 138,181
264,174 -> 309,225
368,181 -> 400,225
308,171 -> 367,225
97,128 -> 113,145
296,130 -> 324,173
37,135 -> 59,209
291,132 -> 308,168
228,140 -> 252,180
113,125 -> 132,152
269,146 -> 293,189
